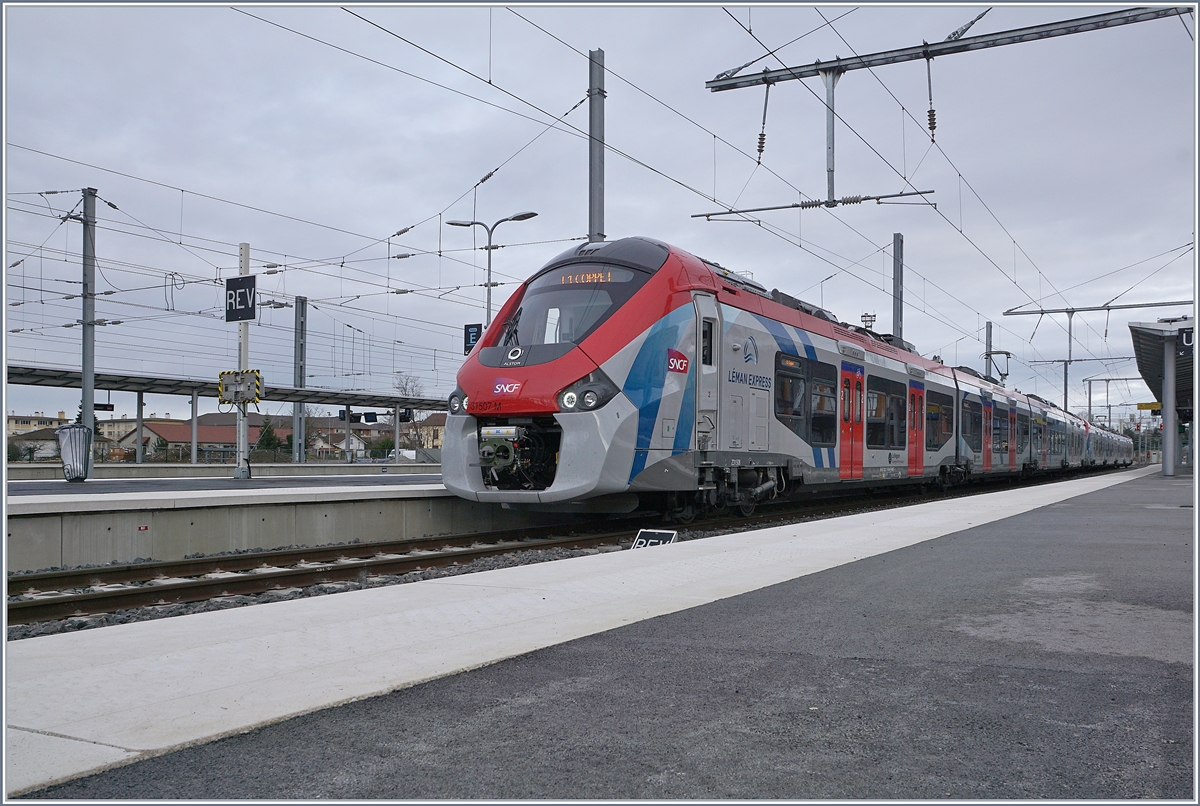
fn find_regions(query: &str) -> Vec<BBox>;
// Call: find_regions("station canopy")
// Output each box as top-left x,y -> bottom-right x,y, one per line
1128,317 -> 1193,424
6,364 -> 446,412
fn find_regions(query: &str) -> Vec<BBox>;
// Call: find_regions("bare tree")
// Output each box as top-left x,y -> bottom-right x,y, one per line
393,371 -> 425,398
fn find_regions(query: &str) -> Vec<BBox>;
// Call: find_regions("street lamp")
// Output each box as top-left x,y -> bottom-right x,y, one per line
446,211 -> 538,327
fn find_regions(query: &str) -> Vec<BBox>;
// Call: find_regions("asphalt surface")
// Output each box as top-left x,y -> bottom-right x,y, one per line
24,469 -> 1193,799
6,473 -> 442,496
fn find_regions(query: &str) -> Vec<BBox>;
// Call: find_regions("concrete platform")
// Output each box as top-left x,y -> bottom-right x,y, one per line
6,462 -> 439,481
4,476 -> 546,573
7,465 -> 1186,798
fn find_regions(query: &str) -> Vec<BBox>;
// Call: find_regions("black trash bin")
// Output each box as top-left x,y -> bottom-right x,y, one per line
56,423 -> 93,482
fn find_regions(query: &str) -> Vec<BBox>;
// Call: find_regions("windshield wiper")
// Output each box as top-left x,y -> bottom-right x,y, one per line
502,307 -> 522,346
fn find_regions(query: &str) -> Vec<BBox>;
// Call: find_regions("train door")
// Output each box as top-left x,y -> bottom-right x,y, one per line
1009,408 -> 1017,469
693,293 -> 720,451
908,381 -> 924,477
982,398 -> 993,473
839,362 -> 864,479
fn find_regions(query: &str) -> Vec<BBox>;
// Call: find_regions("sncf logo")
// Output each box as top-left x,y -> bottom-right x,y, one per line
667,349 -> 689,374
493,378 -> 522,395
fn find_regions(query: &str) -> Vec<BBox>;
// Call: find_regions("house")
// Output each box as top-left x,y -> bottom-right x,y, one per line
310,431 -> 368,460
96,415 -> 185,443
116,422 -> 292,461
7,411 -> 70,437
7,427 -> 112,461
305,415 -> 395,441
396,412 -> 446,449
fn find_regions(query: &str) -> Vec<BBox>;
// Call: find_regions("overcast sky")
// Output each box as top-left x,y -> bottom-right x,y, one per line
4,3 -> 1196,426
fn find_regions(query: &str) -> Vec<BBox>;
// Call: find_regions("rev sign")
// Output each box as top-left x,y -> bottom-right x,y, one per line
630,529 -> 678,549
225,275 -> 257,323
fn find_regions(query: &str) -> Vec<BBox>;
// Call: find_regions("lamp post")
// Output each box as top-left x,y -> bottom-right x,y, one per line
446,211 -> 537,327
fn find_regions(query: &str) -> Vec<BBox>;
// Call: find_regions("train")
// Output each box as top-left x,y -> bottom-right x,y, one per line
442,237 -> 1134,517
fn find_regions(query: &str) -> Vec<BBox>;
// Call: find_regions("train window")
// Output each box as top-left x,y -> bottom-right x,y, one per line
505,263 -> 651,347
909,393 -> 916,432
1048,426 -> 1061,454
544,308 -> 562,342
866,376 -> 906,449
992,409 -> 1010,453
855,380 -> 863,425
961,399 -> 983,453
926,390 -> 954,452
1017,413 -> 1030,454
809,363 -> 838,447
841,379 -> 851,423
701,320 -> 714,366
918,393 -> 924,433
774,354 -> 806,438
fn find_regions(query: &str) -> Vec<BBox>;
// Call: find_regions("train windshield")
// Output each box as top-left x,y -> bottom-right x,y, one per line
499,264 -> 650,346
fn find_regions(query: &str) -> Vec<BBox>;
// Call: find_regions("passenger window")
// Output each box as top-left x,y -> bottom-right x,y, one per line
866,375 -> 907,449
926,390 -> 954,452
809,363 -> 838,447
773,355 -> 806,439
842,379 -> 851,423
855,380 -> 863,424
701,320 -> 714,366
961,399 -> 983,453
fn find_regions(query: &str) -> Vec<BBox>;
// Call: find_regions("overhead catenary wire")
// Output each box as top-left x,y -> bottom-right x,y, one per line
11,10 -> 1181,403
728,9 -> 1150,373
804,8 -> 1165,360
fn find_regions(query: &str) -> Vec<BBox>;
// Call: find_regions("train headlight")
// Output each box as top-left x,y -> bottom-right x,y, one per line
448,387 -> 466,415
557,370 -> 619,412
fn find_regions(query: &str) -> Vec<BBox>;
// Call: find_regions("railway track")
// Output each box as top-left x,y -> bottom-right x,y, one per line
7,466 -> 1130,629
5,525 -> 642,626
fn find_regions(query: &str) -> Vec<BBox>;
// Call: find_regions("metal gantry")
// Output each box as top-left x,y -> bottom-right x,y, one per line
704,7 -> 1191,210
1004,300 -> 1192,411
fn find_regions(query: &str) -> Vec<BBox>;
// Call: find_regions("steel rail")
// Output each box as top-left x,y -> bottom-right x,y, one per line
6,521 -> 646,597
6,531 -> 634,625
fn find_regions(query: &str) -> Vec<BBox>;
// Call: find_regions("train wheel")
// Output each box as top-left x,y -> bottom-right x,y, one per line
737,498 -> 756,517
667,493 -> 696,524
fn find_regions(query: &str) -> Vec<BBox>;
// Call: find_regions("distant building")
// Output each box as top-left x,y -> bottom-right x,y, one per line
116,422 -> 291,461
397,412 -> 446,449
8,427 -> 112,461
7,411 -> 70,436
310,431 -> 368,460
96,416 -> 186,443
